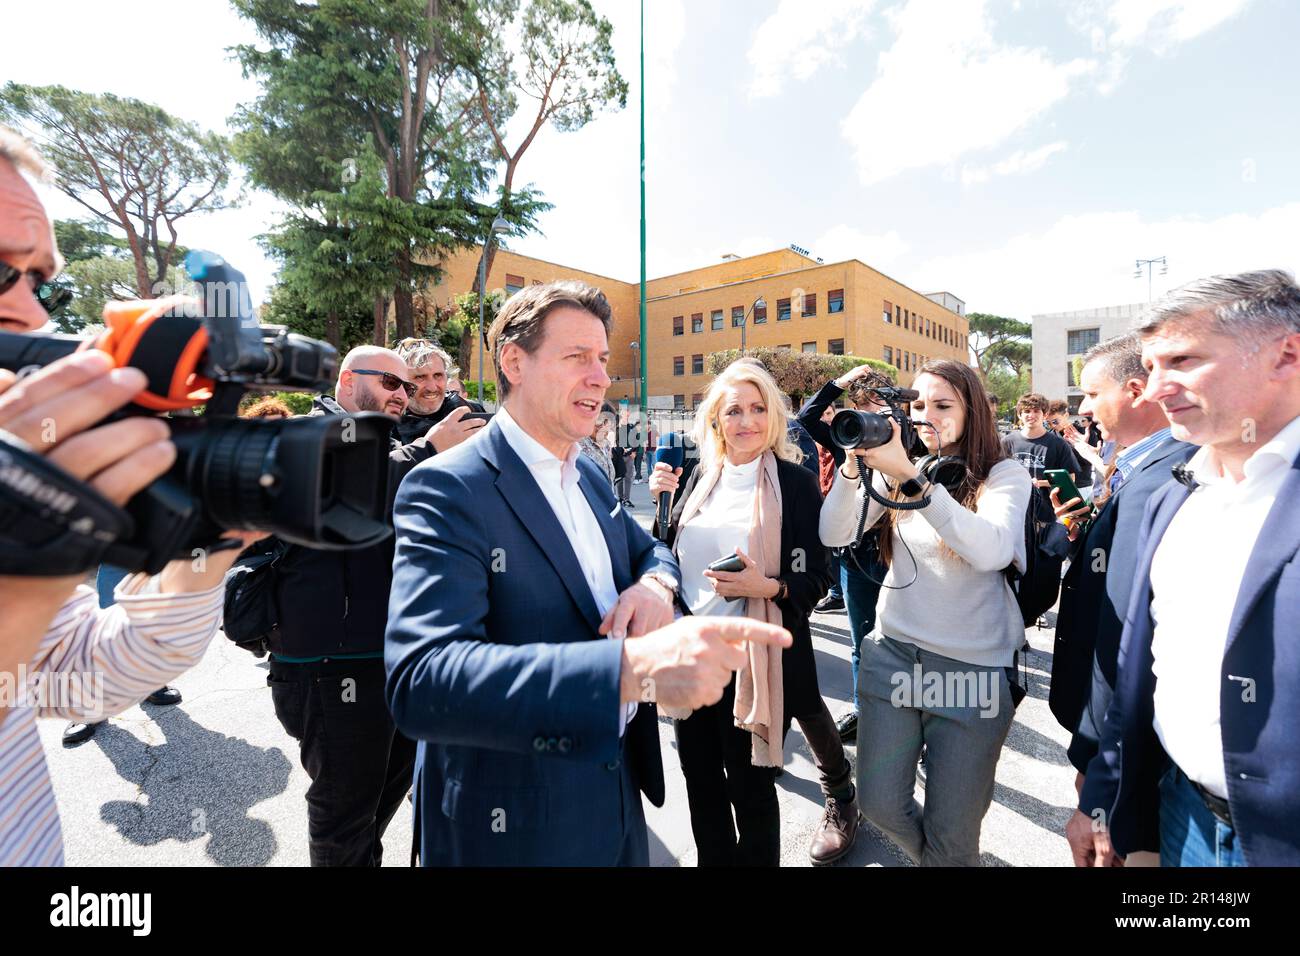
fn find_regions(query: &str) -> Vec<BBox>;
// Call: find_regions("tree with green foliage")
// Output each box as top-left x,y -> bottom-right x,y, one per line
706,348 -> 897,406
467,0 -> 627,289
231,0 -> 545,342
0,84 -> 237,299
966,312 -> 1032,380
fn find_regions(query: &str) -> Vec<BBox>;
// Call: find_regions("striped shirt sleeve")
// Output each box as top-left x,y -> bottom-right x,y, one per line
25,573 -> 225,722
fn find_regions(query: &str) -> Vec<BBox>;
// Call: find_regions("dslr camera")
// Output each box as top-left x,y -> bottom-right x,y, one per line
829,385 -> 920,452
0,252 -> 395,576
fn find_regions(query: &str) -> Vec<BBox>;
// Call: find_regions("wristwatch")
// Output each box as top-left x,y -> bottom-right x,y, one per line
898,475 -> 926,498
640,572 -> 678,602
773,577 -> 789,602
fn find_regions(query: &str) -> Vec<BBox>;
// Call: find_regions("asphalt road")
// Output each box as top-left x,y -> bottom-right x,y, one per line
40,473 -> 1077,867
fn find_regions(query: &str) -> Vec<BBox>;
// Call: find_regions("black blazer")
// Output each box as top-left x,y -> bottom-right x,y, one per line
665,456 -> 831,716
1049,433 -> 1195,772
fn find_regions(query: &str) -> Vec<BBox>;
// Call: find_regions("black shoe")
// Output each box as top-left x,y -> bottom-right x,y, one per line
916,746 -> 928,790
814,594 -> 845,613
835,711 -> 858,743
623,500 -> 634,509
62,721 -> 100,746
145,686 -> 182,706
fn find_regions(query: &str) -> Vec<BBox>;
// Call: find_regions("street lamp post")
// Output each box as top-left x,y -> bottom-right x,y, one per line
629,341 -> 640,407
739,295 -> 766,355
1134,256 -> 1168,303
477,215 -> 512,405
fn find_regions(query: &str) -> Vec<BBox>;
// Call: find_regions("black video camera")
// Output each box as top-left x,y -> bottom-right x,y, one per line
0,252 -> 395,576
829,386 -> 920,453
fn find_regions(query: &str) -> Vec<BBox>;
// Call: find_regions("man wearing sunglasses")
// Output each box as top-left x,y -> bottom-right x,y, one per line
0,126 -> 265,866
259,343 -> 432,866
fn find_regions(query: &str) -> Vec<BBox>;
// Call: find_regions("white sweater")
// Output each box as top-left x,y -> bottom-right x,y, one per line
820,458 -> 1031,667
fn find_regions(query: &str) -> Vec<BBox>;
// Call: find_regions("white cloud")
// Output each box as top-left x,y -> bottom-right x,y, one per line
1105,0 -> 1253,52
961,140 -> 1068,185
747,0 -> 877,99
841,0 -> 1094,185
810,224 -> 911,270
911,202 -> 1300,321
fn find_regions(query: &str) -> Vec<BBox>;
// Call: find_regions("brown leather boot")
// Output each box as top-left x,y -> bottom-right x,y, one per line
809,788 -> 860,866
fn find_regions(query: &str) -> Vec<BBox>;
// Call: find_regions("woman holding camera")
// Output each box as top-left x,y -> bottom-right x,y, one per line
820,359 -> 1030,866
650,359 -> 854,866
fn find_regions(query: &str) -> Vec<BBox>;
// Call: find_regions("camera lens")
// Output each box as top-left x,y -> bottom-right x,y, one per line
829,409 -> 895,450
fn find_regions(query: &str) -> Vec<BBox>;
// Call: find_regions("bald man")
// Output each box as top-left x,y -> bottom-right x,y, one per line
256,343 -> 431,866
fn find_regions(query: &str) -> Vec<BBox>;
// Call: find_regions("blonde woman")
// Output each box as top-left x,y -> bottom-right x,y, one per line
650,359 -> 853,866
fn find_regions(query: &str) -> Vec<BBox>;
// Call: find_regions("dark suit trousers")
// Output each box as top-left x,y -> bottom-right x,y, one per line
675,678 -> 782,866
269,657 -> 416,867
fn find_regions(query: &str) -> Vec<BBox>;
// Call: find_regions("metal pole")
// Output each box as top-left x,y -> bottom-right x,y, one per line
638,0 -> 648,422
477,246 -> 487,403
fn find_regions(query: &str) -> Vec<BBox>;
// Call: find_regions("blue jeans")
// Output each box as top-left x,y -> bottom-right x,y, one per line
827,550 -> 843,600
840,546 -> 886,711
1159,766 -> 1246,867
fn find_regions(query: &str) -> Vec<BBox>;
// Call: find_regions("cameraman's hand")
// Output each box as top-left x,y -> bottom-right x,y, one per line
159,530 -> 272,595
0,351 -> 175,507
860,419 -> 920,485
424,405 -> 486,453
834,364 -> 877,390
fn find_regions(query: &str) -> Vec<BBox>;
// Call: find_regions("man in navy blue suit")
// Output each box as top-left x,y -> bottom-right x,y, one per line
1048,333 -> 1194,784
1067,270 -> 1300,867
385,280 -> 791,866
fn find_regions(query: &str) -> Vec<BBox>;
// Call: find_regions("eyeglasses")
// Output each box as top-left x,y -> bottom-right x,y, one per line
0,263 -> 72,314
351,369 -> 416,398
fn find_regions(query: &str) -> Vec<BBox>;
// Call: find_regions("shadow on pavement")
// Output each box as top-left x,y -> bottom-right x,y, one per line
93,704 -> 293,866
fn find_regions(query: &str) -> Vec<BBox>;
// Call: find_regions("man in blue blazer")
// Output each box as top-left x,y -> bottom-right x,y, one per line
1049,333 -> 1194,777
1067,270 -> 1300,867
385,281 -> 791,866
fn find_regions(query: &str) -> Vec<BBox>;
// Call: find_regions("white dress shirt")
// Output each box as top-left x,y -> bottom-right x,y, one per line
1149,413 -> 1300,798
495,407 -> 637,732
677,456 -> 759,618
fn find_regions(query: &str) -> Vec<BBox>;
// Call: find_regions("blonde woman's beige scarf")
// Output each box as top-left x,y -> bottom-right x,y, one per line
666,450 -> 785,767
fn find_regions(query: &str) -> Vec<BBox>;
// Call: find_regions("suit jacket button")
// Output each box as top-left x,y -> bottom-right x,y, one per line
533,736 -> 547,752
546,736 -> 558,752
606,758 -> 621,771
558,737 -> 572,754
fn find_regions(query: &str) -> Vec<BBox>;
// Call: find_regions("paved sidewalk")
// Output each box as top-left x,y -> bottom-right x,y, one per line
40,473 -> 1076,867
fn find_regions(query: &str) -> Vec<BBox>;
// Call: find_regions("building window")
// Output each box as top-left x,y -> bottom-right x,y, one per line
829,289 -> 844,314
505,274 -> 525,294
674,394 -> 685,409
732,305 -> 744,327
802,341 -> 817,353
753,301 -> 767,323
883,345 -> 893,364
802,292 -> 816,317
691,313 -> 703,334
672,315 -> 683,336
691,353 -> 704,374
926,318 -> 931,337
776,344 -> 791,350
1067,328 -> 1101,354
673,356 -> 684,376
692,392 -> 703,406
896,304 -> 901,323
711,309 -> 723,331
777,298 -> 791,321
883,299 -> 892,323
828,338 -> 844,355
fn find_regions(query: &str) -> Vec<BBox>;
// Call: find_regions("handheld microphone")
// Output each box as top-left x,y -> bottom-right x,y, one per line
653,433 -> 685,540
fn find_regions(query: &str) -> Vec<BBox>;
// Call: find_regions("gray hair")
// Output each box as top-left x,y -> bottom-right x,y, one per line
1136,269 -> 1300,349
1082,332 -> 1147,385
0,125 -> 50,180
394,338 -> 457,376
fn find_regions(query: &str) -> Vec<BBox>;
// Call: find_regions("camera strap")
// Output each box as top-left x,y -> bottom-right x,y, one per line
0,429 -> 135,576
88,296 -> 214,412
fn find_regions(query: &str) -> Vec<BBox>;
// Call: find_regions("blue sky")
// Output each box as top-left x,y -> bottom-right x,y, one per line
8,0 -> 1299,322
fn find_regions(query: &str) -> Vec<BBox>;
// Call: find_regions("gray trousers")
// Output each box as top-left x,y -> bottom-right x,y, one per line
855,635 -> 1014,866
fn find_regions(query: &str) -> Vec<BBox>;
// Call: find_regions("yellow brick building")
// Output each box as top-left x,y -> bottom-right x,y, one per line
420,245 -> 970,407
